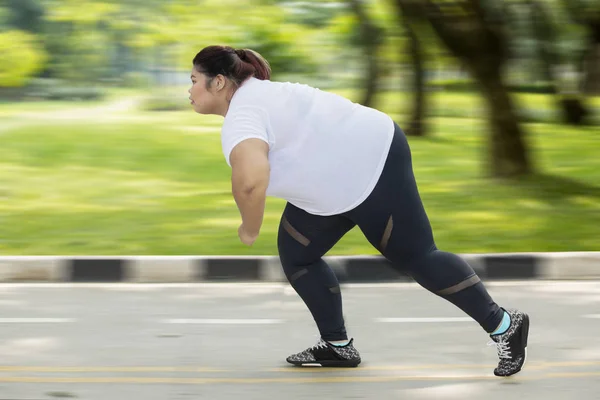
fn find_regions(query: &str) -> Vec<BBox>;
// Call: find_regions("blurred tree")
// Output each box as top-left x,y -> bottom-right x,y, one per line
324,12 -> 363,73
524,0 -> 589,125
277,0 -> 345,28
32,0 -> 319,86
500,0 -> 538,84
395,0 -> 427,136
524,0 -> 556,90
131,0 -> 320,85
2,0 -> 45,33
0,30 -> 48,87
171,0 -> 320,78
347,0 -> 385,107
285,0 -> 387,100
323,0 -> 463,136
562,0 -> 600,95
43,0 -> 117,82
406,0 -> 532,177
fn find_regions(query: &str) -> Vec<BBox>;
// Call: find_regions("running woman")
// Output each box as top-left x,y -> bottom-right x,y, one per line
188,45 -> 530,377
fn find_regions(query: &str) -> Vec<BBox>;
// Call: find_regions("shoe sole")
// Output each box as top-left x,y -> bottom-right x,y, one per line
520,313 -> 530,370
522,313 -> 529,349
287,359 -> 361,368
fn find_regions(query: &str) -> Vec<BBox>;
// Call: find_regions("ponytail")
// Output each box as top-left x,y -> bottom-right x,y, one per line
193,46 -> 271,88
234,49 -> 271,81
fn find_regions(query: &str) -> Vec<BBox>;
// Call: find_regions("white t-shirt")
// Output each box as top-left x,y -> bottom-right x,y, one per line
221,77 -> 394,216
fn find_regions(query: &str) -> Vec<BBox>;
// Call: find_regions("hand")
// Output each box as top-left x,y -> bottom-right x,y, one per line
238,224 -> 259,246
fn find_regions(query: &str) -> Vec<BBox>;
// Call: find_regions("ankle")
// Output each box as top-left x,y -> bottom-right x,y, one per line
327,339 -> 351,347
490,311 -> 511,336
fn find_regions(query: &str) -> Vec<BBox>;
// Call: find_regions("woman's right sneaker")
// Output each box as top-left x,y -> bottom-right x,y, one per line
286,338 -> 361,367
488,308 -> 530,377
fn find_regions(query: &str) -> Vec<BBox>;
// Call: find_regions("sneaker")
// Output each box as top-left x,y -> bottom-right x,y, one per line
286,338 -> 361,367
488,309 -> 530,377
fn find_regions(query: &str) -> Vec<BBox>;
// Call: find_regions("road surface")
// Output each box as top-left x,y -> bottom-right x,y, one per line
0,281 -> 599,399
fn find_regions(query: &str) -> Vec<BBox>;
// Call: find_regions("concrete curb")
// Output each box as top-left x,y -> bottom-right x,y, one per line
0,252 -> 598,282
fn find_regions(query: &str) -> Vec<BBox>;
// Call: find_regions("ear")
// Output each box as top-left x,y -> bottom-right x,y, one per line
214,74 -> 226,92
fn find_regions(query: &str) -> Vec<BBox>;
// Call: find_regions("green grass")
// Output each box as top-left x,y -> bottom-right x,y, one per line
0,87 -> 141,117
0,91 -> 599,255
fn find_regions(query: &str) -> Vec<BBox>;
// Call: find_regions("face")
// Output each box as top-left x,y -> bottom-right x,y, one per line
188,69 -> 227,115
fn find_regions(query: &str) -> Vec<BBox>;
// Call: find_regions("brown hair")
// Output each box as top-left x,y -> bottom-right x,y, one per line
193,45 -> 271,90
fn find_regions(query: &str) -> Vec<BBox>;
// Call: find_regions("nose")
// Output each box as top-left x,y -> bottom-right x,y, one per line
188,88 -> 191,94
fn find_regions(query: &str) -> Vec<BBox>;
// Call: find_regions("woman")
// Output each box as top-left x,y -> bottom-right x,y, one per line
188,45 -> 529,377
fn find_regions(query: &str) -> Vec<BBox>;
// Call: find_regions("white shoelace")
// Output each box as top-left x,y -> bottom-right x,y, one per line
310,339 -> 328,351
488,340 -> 512,359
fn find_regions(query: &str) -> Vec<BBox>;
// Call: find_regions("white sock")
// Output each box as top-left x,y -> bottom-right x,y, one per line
328,339 -> 350,346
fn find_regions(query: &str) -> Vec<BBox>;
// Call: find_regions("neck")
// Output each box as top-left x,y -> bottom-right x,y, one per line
216,85 -> 240,117
215,101 -> 230,118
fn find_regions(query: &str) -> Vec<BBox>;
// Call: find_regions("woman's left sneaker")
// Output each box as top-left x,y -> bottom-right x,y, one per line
286,338 -> 361,367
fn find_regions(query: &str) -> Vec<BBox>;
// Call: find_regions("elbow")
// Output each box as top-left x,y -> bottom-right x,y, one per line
233,178 -> 269,197
231,161 -> 270,197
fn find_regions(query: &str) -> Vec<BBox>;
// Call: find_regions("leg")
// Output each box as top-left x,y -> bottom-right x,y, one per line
279,202 -> 362,367
278,202 -> 356,341
346,122 -> 529,376
346,123 -> 504,333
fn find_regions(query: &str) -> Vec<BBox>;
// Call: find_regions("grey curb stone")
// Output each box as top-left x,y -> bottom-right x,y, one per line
0,252 -> 597,282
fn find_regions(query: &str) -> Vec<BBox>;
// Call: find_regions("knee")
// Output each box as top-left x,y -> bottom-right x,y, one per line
278,218 -> 323,267
375,213 -> 436,261
279,251 -> 322,278
383,235 -> 437,268
278,234 -> 319,279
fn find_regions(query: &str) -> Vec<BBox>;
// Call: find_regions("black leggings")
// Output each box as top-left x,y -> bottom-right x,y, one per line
277,122 -> 504,341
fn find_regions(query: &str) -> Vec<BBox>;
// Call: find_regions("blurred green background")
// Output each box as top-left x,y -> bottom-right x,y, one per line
0,0 -> 599,256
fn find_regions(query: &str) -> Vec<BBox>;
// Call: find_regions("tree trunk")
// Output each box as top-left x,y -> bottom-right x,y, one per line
362,45 -> 379,107
558,0 -> 595,119
528,0 -> 557,93
400,3 -> 426,136
348,0 -> 381,108
528,0 -> 590,124
477,70 -> 532,177
415,0 -> 533,177
582,35 -> 600,94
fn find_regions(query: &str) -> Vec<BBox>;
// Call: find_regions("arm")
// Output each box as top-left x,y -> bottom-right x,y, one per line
229,138 -> 270,238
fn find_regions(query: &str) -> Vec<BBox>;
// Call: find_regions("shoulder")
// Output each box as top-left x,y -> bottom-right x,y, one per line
223,105 -> 269,130
221,105 -> 270,159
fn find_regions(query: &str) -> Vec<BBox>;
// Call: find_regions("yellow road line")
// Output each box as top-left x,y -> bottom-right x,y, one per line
0,376 -> 505,384
0,366 -> 225,373
0,372 -> 599,384
269,364 -> 495,372
1,360 -> 599,374
544,372 -> 600,378
279,360 -> 600,372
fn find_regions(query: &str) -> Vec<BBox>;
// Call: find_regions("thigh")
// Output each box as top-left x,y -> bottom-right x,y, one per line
277,202 -> 356,267
347,124 -> 436,264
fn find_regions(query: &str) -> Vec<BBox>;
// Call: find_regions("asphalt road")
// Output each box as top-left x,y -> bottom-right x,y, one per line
0,281 -> 599,399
